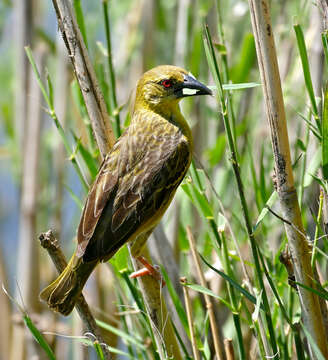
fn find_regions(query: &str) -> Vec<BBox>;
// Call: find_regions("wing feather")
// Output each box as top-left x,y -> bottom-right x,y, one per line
76,111 -> 191,262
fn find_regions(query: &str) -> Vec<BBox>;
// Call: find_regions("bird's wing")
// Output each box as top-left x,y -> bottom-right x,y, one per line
76,133 -> 126,258
111,126 -> 190,233
77,112 -> 191,262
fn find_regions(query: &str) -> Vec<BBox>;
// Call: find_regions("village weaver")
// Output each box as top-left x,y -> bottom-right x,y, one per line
40,65 -> 212,315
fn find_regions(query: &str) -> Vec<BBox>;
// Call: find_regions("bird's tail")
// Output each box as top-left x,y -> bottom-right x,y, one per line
39,252 -> 97,316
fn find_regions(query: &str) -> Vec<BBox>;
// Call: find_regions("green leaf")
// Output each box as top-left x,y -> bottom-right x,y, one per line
63,184 -> 84,209
200,254 -> 264,310
24,315 -> 56,360
294,23 -> 320,131
181,182 -> 213,219
295,281 -> 328,301
322,87 -> 328,180
309,173 -> 328,192
184,283 -> 234,311
322,31 -> 328,69
96,319 -> 146,350
46,73 -> 54,109
304,148 -> 322,187
301,324 -> 326,360
72,133 -> 99,180
254,191 -> 278,230
73,0 -> 88,49
161,268 -> 189,331
111,245 -> 129,272
230,33 -> 256,83
93,341 -> 105,360
252,291 -> 262,322
213,42 -> 227,54
296,138 -> 306,152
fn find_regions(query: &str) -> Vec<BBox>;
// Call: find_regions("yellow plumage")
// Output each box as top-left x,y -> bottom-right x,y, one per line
40,65 -> 211,315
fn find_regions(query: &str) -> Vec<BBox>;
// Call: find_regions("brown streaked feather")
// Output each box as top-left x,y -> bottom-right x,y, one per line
76,110 -> 191,262
76,134 -> 126,257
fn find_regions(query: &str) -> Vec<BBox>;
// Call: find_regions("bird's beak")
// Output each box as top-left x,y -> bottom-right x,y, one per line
175,73 -> 212,98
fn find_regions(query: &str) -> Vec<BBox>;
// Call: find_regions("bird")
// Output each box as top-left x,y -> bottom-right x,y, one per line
40,65 -> 212,315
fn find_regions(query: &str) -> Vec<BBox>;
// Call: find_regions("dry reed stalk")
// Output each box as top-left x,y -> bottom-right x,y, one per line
150,225 -> 192,354
224,339 -> 235,360
128,247 -> 182,360
13,0 -> 32,152
12,46 -> 46,360
0,251 -> 11,356
51,0 -> 115,158
180,277 -> 201,360
186,226 -> 226,360
247,0 -> 328,357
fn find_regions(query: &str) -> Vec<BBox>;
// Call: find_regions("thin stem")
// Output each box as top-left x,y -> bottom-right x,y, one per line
180,277 -> 201,360
25,46 -> 89,192
204,25 -> 278,356
39,230 -> 112,360
102,0 -> 121,137
311,189 -> 324,269
221,232 -> 245,359
186,226 -> 225,360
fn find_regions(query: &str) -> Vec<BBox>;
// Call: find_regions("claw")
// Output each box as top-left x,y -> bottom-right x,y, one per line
129,256 -> 166,287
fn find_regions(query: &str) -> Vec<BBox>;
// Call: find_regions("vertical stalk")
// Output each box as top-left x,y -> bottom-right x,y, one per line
204,25 -> 278,356
128,247 -> 182,360
180,277 -> 201,360
52,0 -> 115,158
186,226 -> 226,360
0,251 -> 11,357
13,0 -> 32,152
221,232 -> 245,359
247,0 -> 328,357
311,189 -> 323,269
15,45 -> 46,359
102,0 -> 121,137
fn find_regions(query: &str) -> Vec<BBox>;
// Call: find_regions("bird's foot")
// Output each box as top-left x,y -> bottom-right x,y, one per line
129,256 -> 166,287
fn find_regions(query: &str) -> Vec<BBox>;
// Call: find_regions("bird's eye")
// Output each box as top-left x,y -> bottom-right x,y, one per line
161,79 -> 173,88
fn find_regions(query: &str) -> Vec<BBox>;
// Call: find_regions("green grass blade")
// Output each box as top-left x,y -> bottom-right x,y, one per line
230,33 -> 256,83
25,46 -> 89,191
23,315 -> 56,360
322,87 -> 328,180
184,283 -> 234,311
161,267 -> 189,331
254,191 -> 278,230
73,0 -> 88,48
63,184 -> 83,209
93,341 -> 105,360
322,31 -> 328,69
295,281 -> 328,301
72,133 -> 99,180
25,46 -> 52,109
294,23 -> 320,132
96,319 -> 146,350
200,254 -> 264,310
301,324 -> 326,360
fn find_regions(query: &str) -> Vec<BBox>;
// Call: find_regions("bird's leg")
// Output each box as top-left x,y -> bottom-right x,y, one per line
129,256 -> 166,287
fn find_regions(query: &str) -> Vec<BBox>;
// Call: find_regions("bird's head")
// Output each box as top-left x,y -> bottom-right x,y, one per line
135,65 -> 212,112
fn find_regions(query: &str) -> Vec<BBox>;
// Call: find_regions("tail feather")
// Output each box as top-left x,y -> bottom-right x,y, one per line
40,254 -> 97,316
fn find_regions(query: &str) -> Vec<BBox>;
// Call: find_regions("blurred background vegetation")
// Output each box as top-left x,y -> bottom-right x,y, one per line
0,0 -> 327,359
